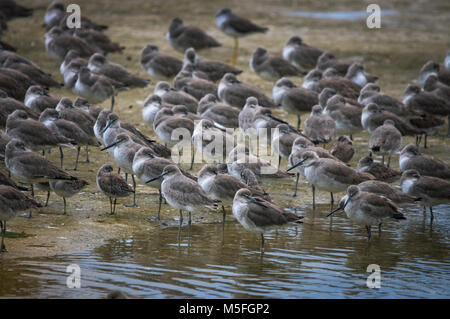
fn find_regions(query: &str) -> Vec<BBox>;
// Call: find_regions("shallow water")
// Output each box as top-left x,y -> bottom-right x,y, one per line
0,0 -> 449,299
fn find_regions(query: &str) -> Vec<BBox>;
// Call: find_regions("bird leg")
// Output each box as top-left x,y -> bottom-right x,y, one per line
291,173 -> 300,197
59,147 -> 64,169
387,155 -> 391,168
81,145 -> 90,163
366,225 -> 372,241
189,144 -> 195,171
260,233 -> 265,250
68,146 -> 81,171
109,197 -> 113,215
230,37 -> 239,66
296,113 -> 301,131
45,191 -> 50,207
110,93 -> 115,112
423,135 -> 428,149
188,212 -> 192,226
312,185 -> 316,210
330,192 -> 334,210
113,198 -> 117,214
178,210 -> 183,240
429,206 -> 434,223
156,189 -> 162,221
63,197 -> 67,215
222,205 -> 226,230
1,221 -> 6,253
381,155 -> 385,166
124,175 -> 138,207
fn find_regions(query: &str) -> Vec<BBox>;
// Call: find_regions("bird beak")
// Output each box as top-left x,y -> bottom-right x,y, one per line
287,159 -> 306,171
100,138 -> 125,151
145,172 -> 168,183
101,119 -> 117,134
268,114 -> 289,125
327,197 -> 351,217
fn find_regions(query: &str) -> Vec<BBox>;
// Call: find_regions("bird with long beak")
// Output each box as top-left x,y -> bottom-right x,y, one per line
327,185 -> 406,240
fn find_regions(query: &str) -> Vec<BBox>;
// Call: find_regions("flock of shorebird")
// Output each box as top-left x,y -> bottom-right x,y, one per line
0,1 -> 450,252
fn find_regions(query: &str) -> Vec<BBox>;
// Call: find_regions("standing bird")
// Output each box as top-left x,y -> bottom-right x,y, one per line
198,94 -> 240,129
357,180 -> 420,205
154,81 -> 198,113
146,165 -> 219,231
271,123 -> 303,168
140,44 -> 182,80
173,69 -> 217,101
328,185 -> 405,240
215,8 -> 268,65
282,36 -> 324,70
399,144 -> 450,179
96,164 -> 134,215
49,179 -> 88,214
369,120 -> 402,168
357,156 -> 401,182
0,185 -> 40,253
232,188 -> 302,249
166,18 -> 221,53
400,170 -> 450,220
330,135 -> 355,163
250,48 -> 305,81
304,105 -> 336,145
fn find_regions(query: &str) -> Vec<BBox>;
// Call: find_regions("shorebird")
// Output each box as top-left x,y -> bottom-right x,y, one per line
323,94 -> 362,138
238,96 -> 261,135
400,169 -> 450,219
328,185 -> 405,240
141,94 -> 170,126
358,180 -> 419,205
250,47 -> 305,81
197,94 -> 240,129
358,83 -> 411,116
140,44 -> 182,80
88,53 -> 149,88
0,67 -> 37,89
198,164 -> 271,225
96,164 -> 134,215
251,106 -> 295,140
2,58 -> 61,88
49,179 -> 88,214
40,108 -> 99,169
6,110 -> 74,157
173,68 -> 217,100
218,73 -> 276,108
62,59 -> 86,89
0,90 -> 40,126
272,77 -> 318,129
418,60 -> 450,86
166,18 -> 221,53
183,47 -> 242,82
329,136 -> 354,163
73,67 -> 127,111
282,36 -> 324,70
317,52 -> 362,76
232,188 -> 302,248
152,107 -> 195,150
24,85 -> 59,114
0,170 -> 27,191
369,120 -> 402,168
72,28 -> 124,54
304,105 -> 336,145
146,165 -> 219,230
45,26 -> 97,60
215,8 -> 268,65
399,144 -> 450,179
423,74 -> 450,101
357,156 -> 401,182
154,81 -> 198,113
0,72 -> 28,101
344,63 -> 377,87
101,133 -> 143,207
271,123 -> 303,167
288,151 -> 373,208
0,185 -> 40,253
303,69 -> 360,99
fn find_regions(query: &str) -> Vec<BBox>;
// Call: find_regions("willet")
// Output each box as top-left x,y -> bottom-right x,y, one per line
358,180 -> 419,204
239,167 -> 270,198
74,97 -> 104,120
101,133 -> 142,207
173,68 -> 217,100
282,36 -> 324,70
198,94 -> 240,129
24,85 -> 59,114
6,110 -> 74,157
2,58 -> 61,88
183,47 -> 242,82
250,47 -> 305,81
304,105 -> 336,145
369,119 -> 402,167
328,185 -> 405,240
317,52 -> 362,76
166,18 -> 221,53
238,96 -> 260,135
45,26 -> 97,60
180,62 -> 210,81
399,144 -> 450,179
0,89 -> 40,126
418,60 -> 450,86
72,28 -> 124,54
357,156 -> 401,182
272,77 -> 318,129
0,170 -> 28,191
303,69 -> 360,99
344,63 -> 377,87
400,169 -> 450,219
0,185 -> 40,253
73,67 -> 127,111
88,53 -> 149,88
215,8 -> 268,65
251,106 -> 296,140
358,83 -> 411,116
271,123 -> 303,167
287,151 -> 373,208
423,74 -> 450,101
218,73 -> 276,108
232,188 -> 302,248
60,50 -> 87,75
39,108 -> 99,169
154,81 -> 198,113
0,67 -> 37,90
96,164 -> 134,215
198,164 -> 271,224
0,72 -> 28,101
146,164 -> 219,230
140,44 -> 182,80
62,59 -> 86,89
329,136 -> 355,163
134,147 -> 196,220
142,94 -> 174,126
323,94 -> 362,138
49,179 -> 88,214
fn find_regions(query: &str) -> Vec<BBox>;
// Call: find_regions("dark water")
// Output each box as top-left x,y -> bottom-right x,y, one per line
1,201 -> 449,299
